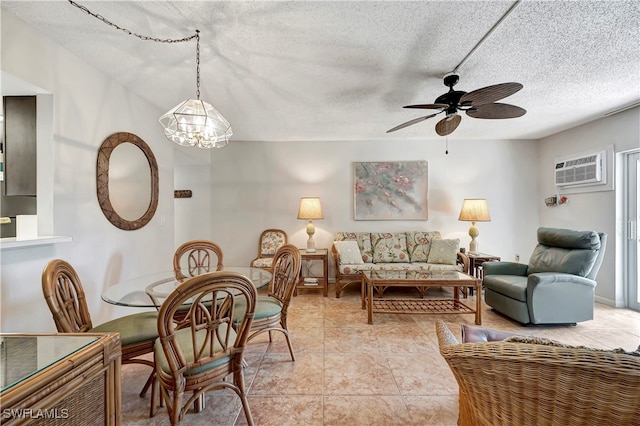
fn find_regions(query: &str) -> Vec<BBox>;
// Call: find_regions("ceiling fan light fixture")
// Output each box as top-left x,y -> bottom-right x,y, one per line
159,98 -> 232,148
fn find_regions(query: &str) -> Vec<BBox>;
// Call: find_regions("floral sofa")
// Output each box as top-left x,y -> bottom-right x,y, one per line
331,231 -> 469,298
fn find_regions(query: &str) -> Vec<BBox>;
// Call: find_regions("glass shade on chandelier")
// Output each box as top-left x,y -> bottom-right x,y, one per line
159,98 -> 232,149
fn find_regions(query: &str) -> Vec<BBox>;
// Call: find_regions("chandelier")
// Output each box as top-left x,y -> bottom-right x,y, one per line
69,1 -> 232,149
158,30 -> 232,148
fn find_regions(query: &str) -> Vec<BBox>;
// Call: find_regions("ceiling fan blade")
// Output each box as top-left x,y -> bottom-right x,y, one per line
403,103 -> 448,110
386,113 -> 439,133
460,82 -> 523,106
466,103 -> 526,119
435,114 -> 461,136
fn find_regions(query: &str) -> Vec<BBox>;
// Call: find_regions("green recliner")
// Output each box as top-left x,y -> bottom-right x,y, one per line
483,227 -> 607,325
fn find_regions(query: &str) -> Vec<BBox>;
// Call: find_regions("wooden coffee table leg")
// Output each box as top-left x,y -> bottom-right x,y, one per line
361,274 -> 366,309
475,279 -> 482,324
367,277 -> 374,324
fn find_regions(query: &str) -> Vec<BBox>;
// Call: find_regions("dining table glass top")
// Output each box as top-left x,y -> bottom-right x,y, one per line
101,266 -> 272,308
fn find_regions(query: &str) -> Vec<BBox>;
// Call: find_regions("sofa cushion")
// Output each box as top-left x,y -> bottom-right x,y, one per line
371,233 -> 409,263
337,263 -> 380,275
335,232 -> 373,263
406,231 -> 440,262
333,241 -> 365,265
527,245 -> 598,277
483,275 -> 528,302
426,238 -> 459,265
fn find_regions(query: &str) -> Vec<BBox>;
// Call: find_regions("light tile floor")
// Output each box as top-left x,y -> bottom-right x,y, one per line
121,284 -> 640,425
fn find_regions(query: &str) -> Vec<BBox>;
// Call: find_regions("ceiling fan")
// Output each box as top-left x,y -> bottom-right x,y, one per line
387,73 -> 526,136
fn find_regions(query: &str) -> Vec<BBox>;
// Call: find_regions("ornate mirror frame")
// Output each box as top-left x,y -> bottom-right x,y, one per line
96,132 -> 159,230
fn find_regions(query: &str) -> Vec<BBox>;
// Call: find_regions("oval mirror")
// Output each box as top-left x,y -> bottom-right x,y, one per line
96,132 -> 159,230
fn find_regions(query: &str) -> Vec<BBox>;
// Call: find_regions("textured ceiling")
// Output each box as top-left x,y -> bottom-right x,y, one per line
2,0 -> 639,141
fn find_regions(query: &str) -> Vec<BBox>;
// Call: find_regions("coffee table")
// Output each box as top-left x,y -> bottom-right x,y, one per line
361,270 -> 482,324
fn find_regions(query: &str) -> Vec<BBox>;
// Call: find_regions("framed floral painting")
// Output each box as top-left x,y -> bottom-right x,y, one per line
353,161 -> 428,220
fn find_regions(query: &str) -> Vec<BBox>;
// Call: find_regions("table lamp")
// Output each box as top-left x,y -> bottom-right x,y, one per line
297,197 -> 323,252
458,198 -> 491,254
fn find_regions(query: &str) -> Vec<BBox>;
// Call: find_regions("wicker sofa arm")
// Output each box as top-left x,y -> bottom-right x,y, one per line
456,252 -> 469,274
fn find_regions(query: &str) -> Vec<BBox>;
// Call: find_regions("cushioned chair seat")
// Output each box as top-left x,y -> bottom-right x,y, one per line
154,325 -> 236,376
92,311 -> 158,346
233,296 -> 282,321
251,258 -> 273,269
482,275 -> 528,302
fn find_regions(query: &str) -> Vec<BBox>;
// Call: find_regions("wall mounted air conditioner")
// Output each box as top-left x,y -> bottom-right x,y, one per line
554,150 -> 605,187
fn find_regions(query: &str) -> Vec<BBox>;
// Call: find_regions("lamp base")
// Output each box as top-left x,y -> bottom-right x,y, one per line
306,237 -> 317,253
469,238 -> 478,254
306,220 -> 317,252
468,222 -> 479,254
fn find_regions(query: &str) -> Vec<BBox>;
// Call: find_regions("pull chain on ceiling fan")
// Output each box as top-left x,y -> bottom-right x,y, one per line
387,0 -> 525,137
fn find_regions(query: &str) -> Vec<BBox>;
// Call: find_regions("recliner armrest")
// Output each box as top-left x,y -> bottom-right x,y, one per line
527,272 -> 597,290
483,261 -> 528,276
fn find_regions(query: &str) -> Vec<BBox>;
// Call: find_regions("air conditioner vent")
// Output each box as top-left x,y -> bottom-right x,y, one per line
554,151 -> 605,187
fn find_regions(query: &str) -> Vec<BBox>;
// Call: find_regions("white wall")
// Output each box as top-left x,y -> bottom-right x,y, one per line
174,146 -> 212,247
209,138 -> 541,279
538,107 -> 640,306
1,12 -> 175,332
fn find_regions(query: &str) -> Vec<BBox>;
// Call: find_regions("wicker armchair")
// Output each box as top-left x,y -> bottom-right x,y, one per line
173,239 -> 224,281
250,229 -> 288,271
435,320 -> 640,425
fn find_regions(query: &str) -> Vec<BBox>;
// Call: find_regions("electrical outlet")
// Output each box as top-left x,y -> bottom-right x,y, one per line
515,254 -> 520,262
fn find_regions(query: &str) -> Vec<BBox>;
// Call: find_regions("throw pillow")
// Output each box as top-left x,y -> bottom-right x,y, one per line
426,238 -> 459,265
461,324 -> 518,343
335,232 -> 373,263
504,336 -> 640,357
406,231 -> 439,262
333,240 -> 364,264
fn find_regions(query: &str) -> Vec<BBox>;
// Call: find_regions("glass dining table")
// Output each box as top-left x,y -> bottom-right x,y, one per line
101,266 -> 272,308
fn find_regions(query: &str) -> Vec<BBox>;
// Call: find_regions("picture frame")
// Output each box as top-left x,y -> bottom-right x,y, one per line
353,161 -> 428,220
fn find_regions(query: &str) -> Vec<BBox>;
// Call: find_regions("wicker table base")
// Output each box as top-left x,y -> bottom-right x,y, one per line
362,271 -> 482,325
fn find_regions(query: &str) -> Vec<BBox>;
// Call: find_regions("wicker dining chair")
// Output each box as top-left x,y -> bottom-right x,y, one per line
152,271 -> 256,425
173,239 -> 224,282
41,259 -> 158,397
250,229 -> 288,271
435,320 -> 640,426
235,244 -> 301,361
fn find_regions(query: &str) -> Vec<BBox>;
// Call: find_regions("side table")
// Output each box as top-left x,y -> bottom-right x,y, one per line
0,332 -> 121,425
467,252 -> 501,295
295,248 -> 329,297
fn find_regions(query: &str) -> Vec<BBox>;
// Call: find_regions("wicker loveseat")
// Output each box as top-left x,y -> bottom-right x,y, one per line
331,231 -> 469,297
436,320 -> 640,426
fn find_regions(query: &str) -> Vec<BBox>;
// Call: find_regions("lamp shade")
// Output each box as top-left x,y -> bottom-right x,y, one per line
458,199 -> 491,222
297,197 -> 323,220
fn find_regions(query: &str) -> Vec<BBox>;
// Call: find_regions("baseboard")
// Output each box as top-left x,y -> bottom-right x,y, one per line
594,295 -> 621,307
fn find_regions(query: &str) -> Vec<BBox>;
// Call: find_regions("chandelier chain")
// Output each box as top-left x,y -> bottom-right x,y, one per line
68,0 -> 232,148
196,31 -> 201,100
68,0 -> 198,44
